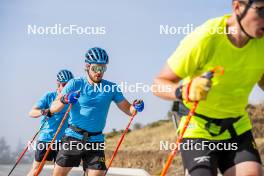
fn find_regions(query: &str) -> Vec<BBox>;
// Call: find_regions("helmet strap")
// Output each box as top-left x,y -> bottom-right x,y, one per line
236,1 -> 254,39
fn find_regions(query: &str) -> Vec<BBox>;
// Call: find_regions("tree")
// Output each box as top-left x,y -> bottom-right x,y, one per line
0,137 -> 13,164
11,139 -> 33,164
133,123 -> 143,130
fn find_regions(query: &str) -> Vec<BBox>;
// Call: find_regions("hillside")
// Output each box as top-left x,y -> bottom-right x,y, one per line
105,104 -> 264,176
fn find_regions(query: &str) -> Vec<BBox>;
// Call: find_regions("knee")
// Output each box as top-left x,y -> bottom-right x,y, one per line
224,161 -> 263,176
87,169 -> 105,176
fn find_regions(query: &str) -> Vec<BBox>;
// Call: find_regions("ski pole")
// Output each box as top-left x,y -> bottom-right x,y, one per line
34,104 -> 72,176
104,114 -> 136,176
7,117 -> 49,176
160,66 -> 224,176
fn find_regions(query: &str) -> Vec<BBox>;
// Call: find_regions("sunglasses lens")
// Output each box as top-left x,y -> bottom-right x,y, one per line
92,66 -> 107,73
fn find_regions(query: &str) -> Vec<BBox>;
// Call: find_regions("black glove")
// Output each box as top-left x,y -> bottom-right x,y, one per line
41,109 -> 53,117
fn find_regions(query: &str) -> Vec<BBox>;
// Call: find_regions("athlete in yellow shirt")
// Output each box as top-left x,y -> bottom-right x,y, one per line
153,0 -> 264,175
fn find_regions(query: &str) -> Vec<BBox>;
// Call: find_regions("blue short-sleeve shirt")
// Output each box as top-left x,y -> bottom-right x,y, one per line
61,77 -> 125,142
36,92 -> 69,142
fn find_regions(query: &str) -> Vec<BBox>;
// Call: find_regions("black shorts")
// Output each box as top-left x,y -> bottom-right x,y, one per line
56,136 -> 106,171
35,141 -> 59,162
180,130 -> 262,176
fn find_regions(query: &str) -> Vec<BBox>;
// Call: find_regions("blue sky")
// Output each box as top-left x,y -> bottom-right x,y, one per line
1,0 -> 264,148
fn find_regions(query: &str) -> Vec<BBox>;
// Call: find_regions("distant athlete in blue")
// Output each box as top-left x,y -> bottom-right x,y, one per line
27,70 -> 74,176
49,47 -> 144,176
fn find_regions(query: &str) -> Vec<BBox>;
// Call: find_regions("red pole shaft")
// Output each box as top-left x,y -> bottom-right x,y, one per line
160,101 -> 198,176
8,118 -> 48,176
104,115 -> 135,176
34,104 -> 72,176
160,66 -> 224,175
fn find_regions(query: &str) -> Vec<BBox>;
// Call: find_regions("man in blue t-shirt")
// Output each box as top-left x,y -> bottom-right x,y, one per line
27,70 -> 74,176
50,47 -> 144,176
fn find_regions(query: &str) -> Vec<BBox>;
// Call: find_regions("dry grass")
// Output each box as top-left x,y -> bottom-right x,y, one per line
105,104 -> 264,175
106,120 -> 176,152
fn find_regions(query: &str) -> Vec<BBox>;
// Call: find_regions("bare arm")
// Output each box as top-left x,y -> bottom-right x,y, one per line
116,99 -> 136,117
28,106 -> 43,118
258,74 -> 264,91
152,63 -> 182,100
49,94 -> 65,114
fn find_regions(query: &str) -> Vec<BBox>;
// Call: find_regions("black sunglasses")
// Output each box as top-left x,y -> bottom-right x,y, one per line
251,6 -> 264,18
241,1 -> 264,18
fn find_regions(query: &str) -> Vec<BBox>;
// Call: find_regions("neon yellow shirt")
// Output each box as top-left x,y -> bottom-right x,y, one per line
167,15 -> 264,140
